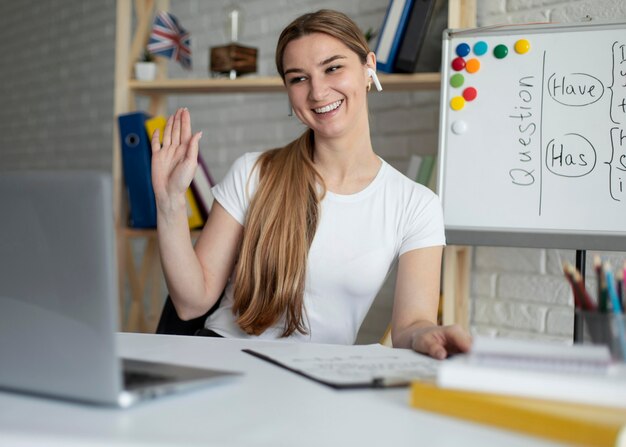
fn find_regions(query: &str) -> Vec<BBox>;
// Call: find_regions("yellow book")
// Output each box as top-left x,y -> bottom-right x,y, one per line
145,115 -> 203,229
410,381 -> 626,447
145,115 -> 168,143
185,188 -> 204,229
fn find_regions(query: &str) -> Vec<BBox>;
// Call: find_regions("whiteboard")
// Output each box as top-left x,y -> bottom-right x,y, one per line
438,21 -> 626,250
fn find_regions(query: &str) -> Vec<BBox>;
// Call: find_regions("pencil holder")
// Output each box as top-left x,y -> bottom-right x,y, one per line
575,310 -> 626,362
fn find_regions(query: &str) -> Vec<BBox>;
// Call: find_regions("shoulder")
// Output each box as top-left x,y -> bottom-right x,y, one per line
381,159 -> 439,203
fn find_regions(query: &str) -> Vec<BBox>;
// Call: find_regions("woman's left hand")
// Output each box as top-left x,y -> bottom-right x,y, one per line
411,324 -> 472,360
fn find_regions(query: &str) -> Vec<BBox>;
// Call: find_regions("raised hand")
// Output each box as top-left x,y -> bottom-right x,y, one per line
150,108 -> 203,214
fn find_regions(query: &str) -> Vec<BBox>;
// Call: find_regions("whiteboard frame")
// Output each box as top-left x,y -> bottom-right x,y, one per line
437,20 -> 626,250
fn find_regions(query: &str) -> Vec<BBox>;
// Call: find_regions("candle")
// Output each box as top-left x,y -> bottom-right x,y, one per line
229,9 -> 239,42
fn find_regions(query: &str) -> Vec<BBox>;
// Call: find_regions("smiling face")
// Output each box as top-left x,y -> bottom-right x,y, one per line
282,32 -> 375,141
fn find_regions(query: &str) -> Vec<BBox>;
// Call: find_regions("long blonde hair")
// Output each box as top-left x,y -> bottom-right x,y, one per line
232,10 -> 371,336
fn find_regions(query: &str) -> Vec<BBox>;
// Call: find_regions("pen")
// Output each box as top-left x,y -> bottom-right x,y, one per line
595,256 -> 608,313
605,263 -> 626,360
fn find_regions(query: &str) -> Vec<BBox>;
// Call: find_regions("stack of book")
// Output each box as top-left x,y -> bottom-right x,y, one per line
118,111 -> 215,230
375,0 -> 448,73
410,336 -> 626,447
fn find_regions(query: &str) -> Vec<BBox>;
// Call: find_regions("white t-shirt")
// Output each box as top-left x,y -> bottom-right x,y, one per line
205,152 -> 445,344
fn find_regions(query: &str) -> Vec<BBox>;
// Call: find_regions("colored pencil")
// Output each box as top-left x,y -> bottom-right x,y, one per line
595,256 -> 608,313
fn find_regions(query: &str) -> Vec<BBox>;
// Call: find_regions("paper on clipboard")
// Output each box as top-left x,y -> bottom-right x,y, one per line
243,343 -> 440,389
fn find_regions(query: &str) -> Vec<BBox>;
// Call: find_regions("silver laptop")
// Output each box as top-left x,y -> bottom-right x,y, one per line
0,170 -> 238,407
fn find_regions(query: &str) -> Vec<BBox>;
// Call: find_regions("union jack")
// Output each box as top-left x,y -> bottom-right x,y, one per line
147,11 -> 191,69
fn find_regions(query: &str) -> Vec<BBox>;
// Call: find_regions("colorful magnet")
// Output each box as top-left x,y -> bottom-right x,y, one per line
463,87 -> 477,101
456,43 -> 471,57
452,120 -> 468,134
450,96 -> 465,111
465,58 -> 480,73
450,73 -> 464,88
473,41 -> 488,56
494,44 -> 508,59
451,57 -> 466,71
514,39 -> 531,54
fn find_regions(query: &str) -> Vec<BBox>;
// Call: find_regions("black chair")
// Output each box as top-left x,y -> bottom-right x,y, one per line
155,294 -> 223,335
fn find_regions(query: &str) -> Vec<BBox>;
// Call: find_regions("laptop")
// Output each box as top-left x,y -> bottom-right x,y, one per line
0,170 -> 238,407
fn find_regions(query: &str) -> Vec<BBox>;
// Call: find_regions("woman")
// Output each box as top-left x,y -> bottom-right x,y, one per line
151,9 -> 471,359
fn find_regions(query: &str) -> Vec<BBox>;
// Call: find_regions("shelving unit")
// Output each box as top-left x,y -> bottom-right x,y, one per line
113,0 -> 476,332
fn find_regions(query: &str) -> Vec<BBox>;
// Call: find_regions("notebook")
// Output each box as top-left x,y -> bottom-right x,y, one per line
0,170 -> 239,407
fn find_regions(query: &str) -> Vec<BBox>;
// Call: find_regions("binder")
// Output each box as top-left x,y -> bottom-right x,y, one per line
411,381 -> 626,447
375,0 -> 415,73
118,111 -> 157,228
393,0 -> 448,73
191,151 -> 215,220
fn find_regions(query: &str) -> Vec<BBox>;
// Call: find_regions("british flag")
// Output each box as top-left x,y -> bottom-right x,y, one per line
147,11 -> 191,69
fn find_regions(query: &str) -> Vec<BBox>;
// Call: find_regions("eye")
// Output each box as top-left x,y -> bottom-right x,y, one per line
288,76 -> 307,85
326,65 -> 342,73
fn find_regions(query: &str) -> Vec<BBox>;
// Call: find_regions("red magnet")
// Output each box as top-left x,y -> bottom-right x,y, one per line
451,57 -> 466,71
463,87 -> 477,101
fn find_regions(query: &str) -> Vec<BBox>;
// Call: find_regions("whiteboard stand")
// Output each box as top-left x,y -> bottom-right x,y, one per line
573,249 -> 586,342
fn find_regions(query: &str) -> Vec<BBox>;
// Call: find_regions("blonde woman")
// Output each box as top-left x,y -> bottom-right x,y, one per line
151,9 -> 471,359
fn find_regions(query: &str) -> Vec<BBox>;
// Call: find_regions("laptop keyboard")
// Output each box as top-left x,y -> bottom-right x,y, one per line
123,370 -> 174,390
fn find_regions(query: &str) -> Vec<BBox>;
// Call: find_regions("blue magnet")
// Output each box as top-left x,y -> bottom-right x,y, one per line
456,43 -> 471,57
473,41 -> 488,56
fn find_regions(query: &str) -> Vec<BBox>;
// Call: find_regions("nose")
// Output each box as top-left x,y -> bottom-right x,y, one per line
308,75 -> 329,102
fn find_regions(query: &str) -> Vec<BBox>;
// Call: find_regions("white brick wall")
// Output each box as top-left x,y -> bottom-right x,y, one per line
1,0 -> 624,344
0,0 -> 116,171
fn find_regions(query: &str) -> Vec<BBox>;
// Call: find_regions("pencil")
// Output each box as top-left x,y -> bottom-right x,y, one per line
566,263 -> 597,311
617,269 -> 624,314
594,256 -> 608,312
562,262 -> 582,309
605,263 -> 626,360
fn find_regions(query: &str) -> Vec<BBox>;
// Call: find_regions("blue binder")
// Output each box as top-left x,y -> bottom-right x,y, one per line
375,0 -> 415,73
118,112 -> 157,228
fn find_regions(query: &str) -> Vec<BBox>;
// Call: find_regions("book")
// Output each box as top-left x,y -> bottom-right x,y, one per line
411,381 -> 626,447
144,115 -> 204,229
243,343 -> 440,389
185,188 -> 204,229
393,0 -> 448,73
437,336 -> 626,409
427,156 -> 438,192
191,151 -> 215,220
416,154 -> 435,186
118,111 -> 157,228
375,0 -> 415,73
406,154 -> 423,181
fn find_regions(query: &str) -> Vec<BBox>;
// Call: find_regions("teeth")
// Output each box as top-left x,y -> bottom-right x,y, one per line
314,100 -> 342,114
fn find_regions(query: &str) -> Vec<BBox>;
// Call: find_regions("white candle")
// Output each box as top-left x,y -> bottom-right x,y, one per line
230,9 -> 239,42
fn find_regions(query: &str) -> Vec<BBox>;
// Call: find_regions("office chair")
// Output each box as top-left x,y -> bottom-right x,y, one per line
155,294 -> 223,335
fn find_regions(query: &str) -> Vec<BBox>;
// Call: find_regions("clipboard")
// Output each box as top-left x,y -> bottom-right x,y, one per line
242,343 -> 439,389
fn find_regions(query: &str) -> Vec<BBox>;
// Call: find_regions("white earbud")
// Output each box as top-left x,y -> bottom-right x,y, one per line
367,67 -> 383,92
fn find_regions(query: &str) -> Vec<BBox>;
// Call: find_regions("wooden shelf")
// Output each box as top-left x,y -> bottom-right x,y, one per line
128,73 -> 441,95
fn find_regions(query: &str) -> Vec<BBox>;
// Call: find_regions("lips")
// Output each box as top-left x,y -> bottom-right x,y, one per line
313,99 -> 343,114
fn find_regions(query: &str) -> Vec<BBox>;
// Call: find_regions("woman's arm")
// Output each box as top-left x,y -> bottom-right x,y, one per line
152,108 -> 243,320
391,246 -> 472,358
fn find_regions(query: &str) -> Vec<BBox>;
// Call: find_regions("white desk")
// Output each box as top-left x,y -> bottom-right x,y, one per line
0,333 -> 565,447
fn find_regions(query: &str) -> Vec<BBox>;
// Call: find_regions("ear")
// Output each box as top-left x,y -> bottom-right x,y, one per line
365,51 -> 377,74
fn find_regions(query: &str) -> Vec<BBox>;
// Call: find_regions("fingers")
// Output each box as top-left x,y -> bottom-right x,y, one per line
443,324 -> 473,354
150,128 -> 161,154
186,131 -> 203,163
412,324 -> 472,360
171,108 -> 182,146
162,114 -> 174,148
181,108 -> 192,143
